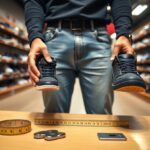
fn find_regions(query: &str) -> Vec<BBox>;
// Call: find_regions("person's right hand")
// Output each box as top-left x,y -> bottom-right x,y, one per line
28,38 -> 52,86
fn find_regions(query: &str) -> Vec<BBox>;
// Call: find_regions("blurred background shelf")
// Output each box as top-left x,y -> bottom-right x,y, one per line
0,57 -> 27,64
0,82 -> 32,95
133,30 -> 150,42
0,40 -> 29,52
135,44 -> 150,51
137,60 -> 150,65
0,72 -> 29,81
0,25 -> 28,43
137,68 -> 150,73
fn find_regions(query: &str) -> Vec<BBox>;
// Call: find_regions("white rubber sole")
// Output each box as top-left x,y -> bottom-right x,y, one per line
36,85 -> 60,91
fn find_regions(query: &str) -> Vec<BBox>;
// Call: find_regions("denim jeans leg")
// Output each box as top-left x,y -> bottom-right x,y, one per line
76,30 -> 113,114
42,71 -> 76,112
42,29 -> 76,113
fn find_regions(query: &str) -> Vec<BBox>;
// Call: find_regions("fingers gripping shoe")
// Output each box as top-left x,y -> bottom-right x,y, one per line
36,55 -> 60,91
112,54 -> 146,92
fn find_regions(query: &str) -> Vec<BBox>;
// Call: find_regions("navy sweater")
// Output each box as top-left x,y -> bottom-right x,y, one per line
24,0 -> 132,44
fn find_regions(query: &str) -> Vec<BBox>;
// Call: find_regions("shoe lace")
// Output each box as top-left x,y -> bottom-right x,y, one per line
40,63 -> 55,77
38,56 -> 56,77
118,59 -> 137,73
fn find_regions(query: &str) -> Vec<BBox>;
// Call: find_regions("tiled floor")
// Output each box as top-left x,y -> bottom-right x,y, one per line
0,79 -> 150,115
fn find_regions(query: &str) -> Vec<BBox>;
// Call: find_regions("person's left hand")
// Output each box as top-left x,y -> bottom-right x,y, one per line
111,35 -> 135,61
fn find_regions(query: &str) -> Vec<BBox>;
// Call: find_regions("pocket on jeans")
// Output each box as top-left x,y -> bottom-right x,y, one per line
44,27 -> 58,42
96,28 -> 111,44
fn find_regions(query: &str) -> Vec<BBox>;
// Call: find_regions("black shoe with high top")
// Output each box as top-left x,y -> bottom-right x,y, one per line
36,55 -> 59,91
112,54 -> 146,92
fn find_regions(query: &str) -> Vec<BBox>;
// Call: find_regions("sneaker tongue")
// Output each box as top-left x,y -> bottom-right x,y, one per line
38,55 -> 55,65
37,56 -> 49,65
40,57 -> 48,65
118,54 -> 134,60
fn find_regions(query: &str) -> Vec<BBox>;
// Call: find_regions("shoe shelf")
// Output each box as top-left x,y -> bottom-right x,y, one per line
133,22 -> 150,96
0,57 -> 27,65
132,23 -> 150,42
0,72 -> 29,81
143,77 -> 150,84
0,16 -> 31,97
133,31 -> 150,42
137,60 -> 150,65
0,24 -> 28,43
0,40 -> 29,52
0,82 -> 32,95
135,44 -> 150,51
137,67 -> 150,73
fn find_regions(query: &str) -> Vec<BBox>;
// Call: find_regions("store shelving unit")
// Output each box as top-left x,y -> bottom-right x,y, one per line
0,16 -> 31,97
0,57 -> 27,64
133,22 -> 150,97
137,60 -> 150,65
133,30 -> 150,42
0,40 -> 29,52
135,44 -> 150,51
0,72 -> 29,81
0,24 -> 28,43
0,82 -> 31,95
137,67 -> 150,73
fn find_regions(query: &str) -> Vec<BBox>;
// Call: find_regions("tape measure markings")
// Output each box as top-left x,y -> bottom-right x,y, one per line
0,119 -> 31,135
35,119 -> 129,127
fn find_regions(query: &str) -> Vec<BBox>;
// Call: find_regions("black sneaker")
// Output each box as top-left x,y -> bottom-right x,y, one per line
36,55 -> 60,91
112,54 -> 146,92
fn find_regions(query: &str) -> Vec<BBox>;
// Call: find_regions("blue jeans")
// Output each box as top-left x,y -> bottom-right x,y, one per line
42,27 -> 114,114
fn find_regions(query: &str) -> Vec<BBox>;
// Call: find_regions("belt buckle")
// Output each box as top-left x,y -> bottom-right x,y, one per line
70,19 -> 82,31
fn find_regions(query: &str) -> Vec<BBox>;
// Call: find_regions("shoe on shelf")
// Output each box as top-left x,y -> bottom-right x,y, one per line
36,55 -> 60,91
2,52 -> 13,62
0,69 -> 3,80
0,33 -> 19,47
4,64 -> 14,75
16,78 -> 28,85
19,55 -> 28,63
112,53 -> 146,92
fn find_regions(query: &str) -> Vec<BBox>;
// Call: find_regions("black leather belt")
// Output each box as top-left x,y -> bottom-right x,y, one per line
47,19 -> 105,31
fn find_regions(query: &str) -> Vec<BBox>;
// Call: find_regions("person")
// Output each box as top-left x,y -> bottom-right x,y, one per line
23,0 -> 134,114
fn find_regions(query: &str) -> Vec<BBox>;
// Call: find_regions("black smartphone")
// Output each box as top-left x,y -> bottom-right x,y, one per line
97,133 -> 127,141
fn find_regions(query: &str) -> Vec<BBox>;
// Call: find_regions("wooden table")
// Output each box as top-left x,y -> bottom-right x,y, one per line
0,111 -> 150,150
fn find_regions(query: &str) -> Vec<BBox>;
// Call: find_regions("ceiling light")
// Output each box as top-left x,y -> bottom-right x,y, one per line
132,4 -> 148,16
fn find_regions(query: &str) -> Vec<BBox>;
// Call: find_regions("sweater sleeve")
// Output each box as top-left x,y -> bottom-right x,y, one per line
23,0 -> 46,45
110,0 -> 133,38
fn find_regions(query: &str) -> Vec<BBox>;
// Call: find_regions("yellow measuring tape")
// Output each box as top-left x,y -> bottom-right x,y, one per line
35,119 -> 129,127
0,119 -> 31,135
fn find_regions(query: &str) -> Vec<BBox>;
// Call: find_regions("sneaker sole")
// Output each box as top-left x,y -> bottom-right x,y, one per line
112,79 -> 146,92
36,85 -> 60,91
114,85 -> 145,92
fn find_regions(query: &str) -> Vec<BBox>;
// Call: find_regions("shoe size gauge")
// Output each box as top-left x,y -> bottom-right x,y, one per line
34,130 -> 66,141
97,133 -> 127,141
35,119 -> 129,127
0,119 -> 31,135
